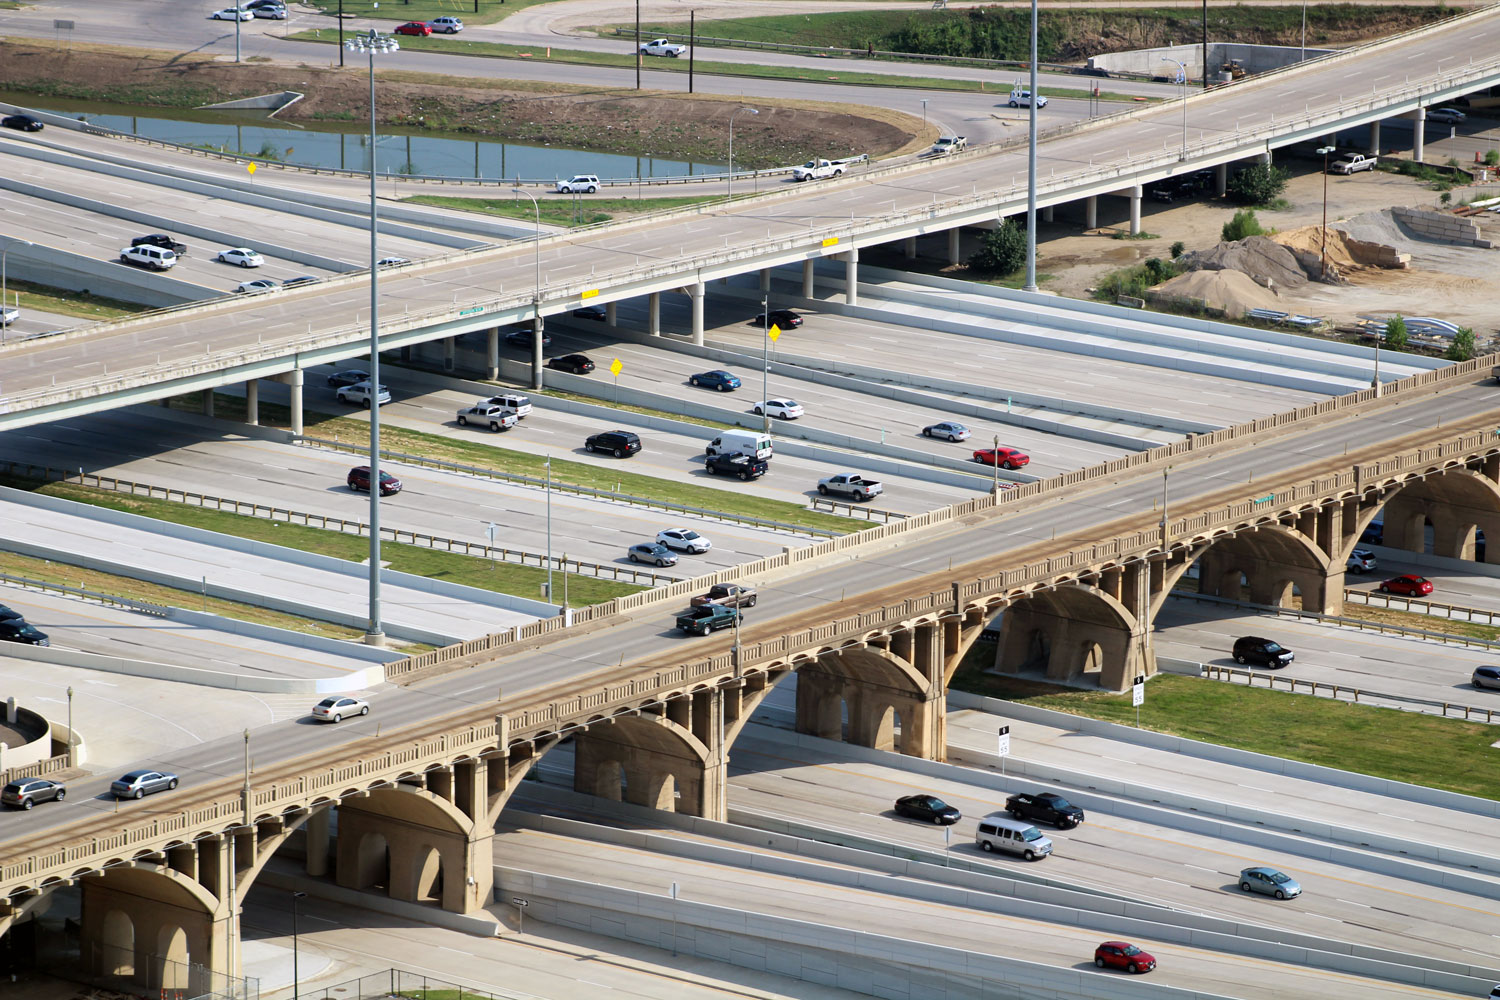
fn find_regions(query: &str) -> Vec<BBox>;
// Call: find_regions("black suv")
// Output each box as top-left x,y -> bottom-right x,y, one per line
705,450 -> 768,481
1232,636 -> 1294,668
1006,792 -> 1084,829
584,430 -> 641,458
0,620 -> 48,646
132,233 -> 188,256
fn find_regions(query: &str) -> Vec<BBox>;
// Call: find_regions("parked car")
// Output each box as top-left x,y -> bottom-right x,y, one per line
555,174 -> 600,194
1474,666 -> 1500,690
111,770 -> 178,799
210,7 -> 254,20
657,527 -> 711,553
1,114 -> 44,132
1,778 -> 65,810
754,398 -> 803,420
337,381 -> 391,407
1232,636 -> 1294,668
691,583 -> 757,609
217,247 -> 263,268
1005,791 -> 1083,829
429,15 -> 464,32
751,309 -> 802,329
894,794 -> 961,825
1346,548 -> 1377,573
326,369 -> 370,387
312,695 -> 370,723
690,370 -> 741,392
585,430 -> 642,457
244,0 -> 286,9
922,421 -> 971,442
1427,107 -> 1466,124
234,278 -> 278,294
456,403 -> 518,432
1094,941 -> 1155,974
1379,574 -> 1433,596
118,245 -> 177,270
972,446 -> 1029,469
1238,866 -> 1302,900
506,328 -> 552,348
347,466 -> 402,496
705,451 -> 768,481
395,20 -> 432,35
572,305 -> 607,321
547,353 -> 595,374
627,542 -> 677,567
0,621 -> 48,646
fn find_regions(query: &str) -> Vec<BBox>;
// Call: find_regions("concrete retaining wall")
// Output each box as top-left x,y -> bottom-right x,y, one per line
0,705 -> 52,771
259,864 -> 500,937
1392,205 -> 1496,248
0,640 -> 383,694
1087,42 -> 1336,80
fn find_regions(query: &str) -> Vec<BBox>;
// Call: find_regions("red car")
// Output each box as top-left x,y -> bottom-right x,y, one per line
972,446 -> 1030,470
394,21 -> 431,35
1094,941 -> 1156,974
1378,574 -> 1433,597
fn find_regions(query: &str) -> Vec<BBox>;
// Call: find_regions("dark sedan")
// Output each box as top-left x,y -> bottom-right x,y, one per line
506,329 -> 552,348
689,370 -> 741,392
327,369 -> 371,387
1005,791 -> 1084,829
1,114 -> 44,132
751,309 -> 802,329
894,794 -> 961,825
1232,635 -> 1294,668
547,353 -> 595,374
572,305 -> 607,321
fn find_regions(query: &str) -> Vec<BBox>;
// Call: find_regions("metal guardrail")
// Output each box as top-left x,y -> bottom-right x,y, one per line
1201,664 -> 1497,724
298,435 -> 844,538
810,497 -> 908,522
1173,589 -> 1500,651
0,463 -> 680,587
1346,588 -> 1500,626
0,567 -> 173,618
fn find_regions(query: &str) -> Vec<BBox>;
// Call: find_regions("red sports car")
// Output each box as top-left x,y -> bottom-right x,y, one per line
972,446 -> 1030,470
394,21 -> 432,35
1378,574 -> 1433,597
1094,941 -> 1156,974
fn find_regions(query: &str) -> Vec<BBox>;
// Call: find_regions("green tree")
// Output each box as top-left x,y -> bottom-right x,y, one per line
1226,163 -> 1290,206
1169,240 -> 1185,258
1446,326 -> 1476,361
1384,314 -> 1408,352
1221,209 -> 1265,243
968,220 -> 1027,275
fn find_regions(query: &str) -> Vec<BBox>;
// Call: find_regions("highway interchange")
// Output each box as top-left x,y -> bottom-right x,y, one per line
1,2 -> 1499,998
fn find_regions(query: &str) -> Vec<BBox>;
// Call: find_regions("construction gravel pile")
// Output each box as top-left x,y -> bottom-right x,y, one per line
1334,208 -> 1492,277
1175,236 -> 1309,291
1147,268 -> 1284,318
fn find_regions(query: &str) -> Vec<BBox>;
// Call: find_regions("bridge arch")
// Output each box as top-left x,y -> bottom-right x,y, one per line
1380,468 -> 1500,563
1190,522 -> 1337,612
794,644 -> 934,754
573,713 -> 709,816
995,583 -> 1144,689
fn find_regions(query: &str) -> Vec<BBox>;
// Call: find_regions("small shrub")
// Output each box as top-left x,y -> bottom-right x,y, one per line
1170,240 -> 1185,258
1221,208 -> 1265,243
1142,257 -> 1174,282
1447,326 -> 1476,361
1226,163 -> 1290,206
1440,191 -> 1452,205
1384,313 -> 1408,351
967,220 -> 1027,275
1485,149 -> 1499,166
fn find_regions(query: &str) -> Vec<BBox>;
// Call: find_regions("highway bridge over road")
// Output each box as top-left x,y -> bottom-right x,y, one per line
1,4 -> 1499,431
4,355 -> 1500,995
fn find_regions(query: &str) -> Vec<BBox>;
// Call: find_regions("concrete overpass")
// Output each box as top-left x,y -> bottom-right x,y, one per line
2,5 -> 1499,431
4,355 -> 1500,994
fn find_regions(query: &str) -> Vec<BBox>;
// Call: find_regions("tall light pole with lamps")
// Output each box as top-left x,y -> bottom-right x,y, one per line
1161,58 -> 1189,159
347,27 -> 399,645
510,188 -> 545,390
761,296 -> 772,436
1022,0 -> 1039,292
290,891 -> 308,1000
727,107 -> 758,199
1316,144 -> 1335,280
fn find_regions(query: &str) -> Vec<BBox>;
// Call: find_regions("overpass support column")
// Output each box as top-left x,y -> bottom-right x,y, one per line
244,380 -> 258,426
1215,163 -> 1227,196
202,389 -> 215,418
443,336 -> 457,372
285,370 -> 303,436
904,236 -> 917,259
794,669 -> 844,741
605,301 -> 617,327
1128,185 -> 1142,236
1085,195 -> 1098,230
801,259 -> 815,298
759,267 -> 772,292
648,292 -> 661,336
304,807 -> 331,877
1412,107 -> 1426,162
1042,205 -> 1054,223
947,228 -> 961,265
486,327 -> 500,380
1369,119 -> 1382,155
843,249 -> 859,306
531,316 -> 545,389
690,281 -> 706,345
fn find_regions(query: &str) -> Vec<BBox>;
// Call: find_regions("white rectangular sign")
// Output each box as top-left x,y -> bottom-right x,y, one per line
1132,676 -> 1145,708
997,725 -> 1011,758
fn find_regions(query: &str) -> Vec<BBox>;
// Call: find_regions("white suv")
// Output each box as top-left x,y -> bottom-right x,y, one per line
556,174 -> 600,194
119,244 -> 177,270
337,381 -> 392,407
1008,88 -> 1048,108
429,15 -> 463,32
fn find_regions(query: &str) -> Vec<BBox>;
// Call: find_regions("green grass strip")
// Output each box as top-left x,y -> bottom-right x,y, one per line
0,278 -> 147,322
952,649 -> 1500,801
404,193 -> 729,227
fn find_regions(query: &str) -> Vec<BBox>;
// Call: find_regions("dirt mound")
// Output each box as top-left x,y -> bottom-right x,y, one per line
1269,225 -> 1409,284
1146,268 -> 1283,318
1176,235 -> 1308,291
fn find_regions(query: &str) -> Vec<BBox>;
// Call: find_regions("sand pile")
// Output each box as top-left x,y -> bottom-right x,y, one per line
1175,236 -> 1309,290
1146,268 -> 1284,318
1270,225 -> 1409,283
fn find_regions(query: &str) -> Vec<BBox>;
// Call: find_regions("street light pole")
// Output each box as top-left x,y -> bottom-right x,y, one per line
728,107 -> 758,199
920,99 -> 929,125
1316,144 -> 1334,281
1162,59 -> 1188,159
991,435 -> 1000,494
1160,468 -> 1172,545
511,188 -> 544,390
65,686 -> 74,766
762,295 -> 771,436
291,891 -> 307,1000
1022,0 -> 1039,292
545,456 -> 554,610
347,28 -> 399,646
235,4 -> 242,63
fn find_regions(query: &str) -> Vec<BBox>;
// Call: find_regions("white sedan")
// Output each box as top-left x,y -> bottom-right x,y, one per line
234,278 -> 278,294
657,528 -> 711,553
312,696 -> 369,723
210,7 -> 254,20
754,398 -> 804,420
217,247 -> 264,267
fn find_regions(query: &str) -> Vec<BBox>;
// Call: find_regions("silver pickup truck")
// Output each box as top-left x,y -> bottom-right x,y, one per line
817,472 -> 883,501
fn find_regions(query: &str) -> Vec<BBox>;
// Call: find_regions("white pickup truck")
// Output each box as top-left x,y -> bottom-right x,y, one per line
639,38 -> 686,57
931,136 -> 967,156
818,472 -> 883,501
1329,152 -> 1376,174
792,158 -> 848,182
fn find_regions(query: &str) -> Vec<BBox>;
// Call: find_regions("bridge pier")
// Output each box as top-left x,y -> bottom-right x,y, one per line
1215,163 -> 1228,196
843,250 -> 859,306
1128,185 -> 1142,235
648,292 -> 661,335
690,281 -> 705,345
1412,107 -> 1426,162
443,336 -> 457,372
532,316 -> 545,389
1042,205 -> 1054,224
244,379 -> 258,426
794,629 -> 946,760
1369,119 -> 1381,155
759,267 -> 772,292
801,259 -> 815,298
486,327 -> 500,379
1383,471 -> 1500,564
1085,195 -> 1098,230
202,389 -> 215,418
904,235 -> 917,259
605,301 -> 617,327
947,228 -> 961,265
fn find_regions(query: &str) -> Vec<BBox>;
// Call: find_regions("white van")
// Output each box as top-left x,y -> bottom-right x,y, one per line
975,813 -> 1052,860
119,244 -> 177,271
705,429 -> 772,461
485,393 -> 533,418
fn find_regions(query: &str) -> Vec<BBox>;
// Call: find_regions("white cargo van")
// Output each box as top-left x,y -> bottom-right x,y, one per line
975,813 -> 1052,860
705,429 -> 772,461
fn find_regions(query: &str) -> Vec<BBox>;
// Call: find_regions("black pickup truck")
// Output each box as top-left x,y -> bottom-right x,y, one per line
705,451 -> 769,481
675,604 -> 742,636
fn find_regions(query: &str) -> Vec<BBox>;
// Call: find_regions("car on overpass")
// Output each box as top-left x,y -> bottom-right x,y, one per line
547,354 -> 595,374
894,794 -> 961,824
922,421 -> 970,442
0,620 -> 48,646
132,232 -> 187,254
217,247 -> 264,268
234,278 -> 278,294
657,527 -> 711,554
972,446 -> 1029,469
1093,942 -> 1155,975
1,778 -> 65,810
110,770 -> 178,799
395,20 -> 432,35
1232,636 -> 1294,668
377,256 -> 412,268
689,370 -> 741,392
337,381 -> 391,407
284,275 -> 320,288
1238,866 -> 1302,900
1379,574 -> 1433,596
312,696 -> 370,723
753,398 -> 803,420
1,114 -> 43,132
627,542 -> 676,567
347,466 -> 402,496
1005,791 -> 1083,829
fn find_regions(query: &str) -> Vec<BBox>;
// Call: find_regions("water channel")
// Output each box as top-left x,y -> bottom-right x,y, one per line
7,94 -> 722,181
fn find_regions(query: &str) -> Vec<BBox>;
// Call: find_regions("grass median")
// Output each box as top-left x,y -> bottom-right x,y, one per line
174,390 -> 858,535
1,474 -> 645,607
2,278 -> 147,322
404,194 -> 730,227
952,647 -> 1500,801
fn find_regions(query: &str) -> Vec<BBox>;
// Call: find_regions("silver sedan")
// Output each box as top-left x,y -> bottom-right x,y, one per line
312,696 -> 370,723
111,770 -> 179,799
